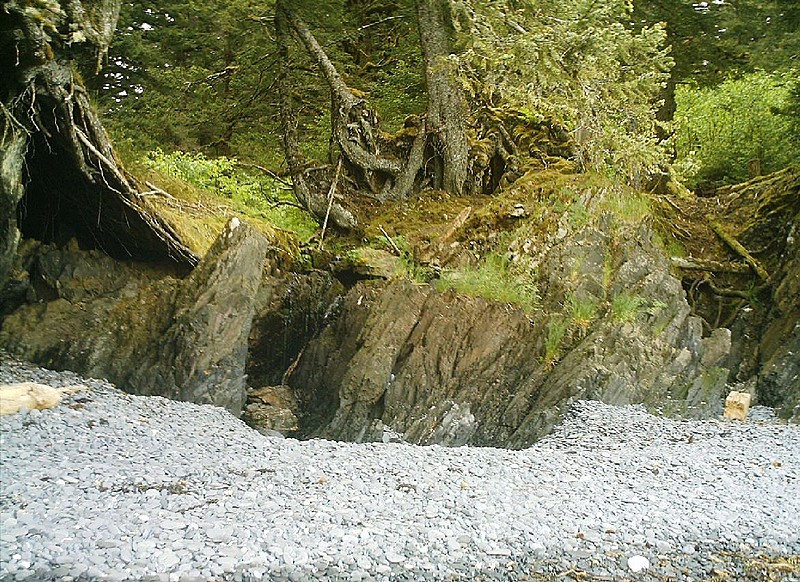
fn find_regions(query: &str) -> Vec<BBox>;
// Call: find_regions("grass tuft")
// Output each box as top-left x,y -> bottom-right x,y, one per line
436,253 -> 539,314
611,292 -> 647,322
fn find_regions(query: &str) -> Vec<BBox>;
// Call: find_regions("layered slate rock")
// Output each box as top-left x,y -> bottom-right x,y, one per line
0,219 -> 268,415
288,216 -> 731,448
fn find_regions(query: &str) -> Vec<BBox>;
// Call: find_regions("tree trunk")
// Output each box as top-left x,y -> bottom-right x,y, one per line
277,4 -> 426,203
275,2 -> 357,229
416,0 -> 469,196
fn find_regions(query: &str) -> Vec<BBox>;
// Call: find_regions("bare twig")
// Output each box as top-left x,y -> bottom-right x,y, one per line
139,181 -> 177,200
318,158 -> 343,250
379,225 -> 402,256
359,15 -> 405,30
235,161 -> 293,187
661,195 -> 682,212
270,200 -> 306,210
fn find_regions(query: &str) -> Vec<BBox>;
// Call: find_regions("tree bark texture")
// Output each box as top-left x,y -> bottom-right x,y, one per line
416,0 -> 470,196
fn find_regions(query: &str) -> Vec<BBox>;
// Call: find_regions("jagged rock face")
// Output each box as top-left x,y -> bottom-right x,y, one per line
288,220 -> 731,447
715,169 -> 800,420
247,270 -> 345,388
758,215 -> 800,420
0,220 -> 268,415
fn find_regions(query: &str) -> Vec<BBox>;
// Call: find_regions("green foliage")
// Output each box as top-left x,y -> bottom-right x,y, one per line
567,292 -> 599,330
610,292 -> 647,322
371,56 -> 427,132
436,253 -> 539,313
597,190 -> 651,223
454,0 -> 673,185
673,70 -> 800,189
654,233 -> 686,259
567,201 -> 590,228
95,0 -> 424,164
387,236 -> 435,283
544,316 -> 569,365
633,0 -> 800,90
143,149 -> 317,239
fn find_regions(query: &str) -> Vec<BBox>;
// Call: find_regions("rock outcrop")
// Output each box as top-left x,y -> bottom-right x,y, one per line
1,0 -> 195,298
287,204 -> 731,447
0,219 -> 268,414
3,165 -> 796,442
756,212 -> 800,420
693,168 -> 800,421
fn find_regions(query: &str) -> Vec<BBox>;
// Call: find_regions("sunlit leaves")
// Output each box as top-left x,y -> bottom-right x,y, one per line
673,70 -> 800,189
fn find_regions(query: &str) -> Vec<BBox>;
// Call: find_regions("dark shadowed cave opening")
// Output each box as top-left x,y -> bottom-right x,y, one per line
16,132 -> 189,267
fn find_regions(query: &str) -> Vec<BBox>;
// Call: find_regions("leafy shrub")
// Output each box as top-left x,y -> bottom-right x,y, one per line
597,190 -> 650,223
143,149 -> 317,239
673,70 -> 800,189
544,316 -> 569,365
456,0 -> 673,185
611,292 -> 646,322
567,292 -> 599,330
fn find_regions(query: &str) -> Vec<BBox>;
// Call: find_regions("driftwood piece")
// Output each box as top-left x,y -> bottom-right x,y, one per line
707,217 -> 770,282
0,383 -> 86,415
724,391 -> 751,420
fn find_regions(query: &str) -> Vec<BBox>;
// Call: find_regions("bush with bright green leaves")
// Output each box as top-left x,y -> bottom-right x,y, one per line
673,70 -> 800,190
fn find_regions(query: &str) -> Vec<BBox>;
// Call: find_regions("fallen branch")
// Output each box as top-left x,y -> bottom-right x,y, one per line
671,257 -> 751,274
706,216 -> 770,282
139,181 -> 177,200
660,195 -> 682,213
441,206 -> 472,242
379,225 -> 402,256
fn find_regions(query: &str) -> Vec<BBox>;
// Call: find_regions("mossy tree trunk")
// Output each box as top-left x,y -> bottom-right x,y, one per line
416,0 -> 470,196
275,2 -> 356,230
276,2 -> 428,213
275,1 -> 473,221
